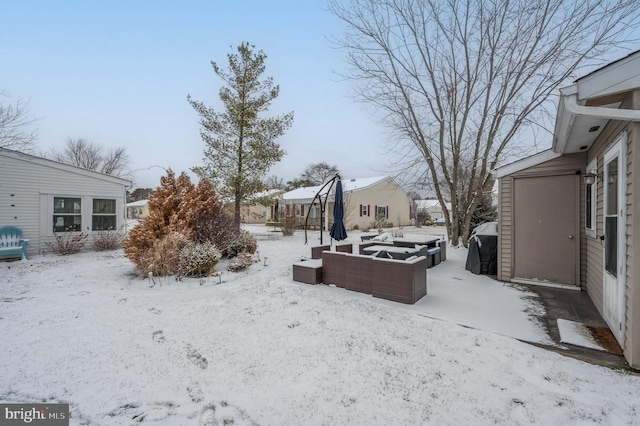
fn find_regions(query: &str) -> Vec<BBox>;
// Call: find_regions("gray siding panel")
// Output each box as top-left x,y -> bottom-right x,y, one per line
498,153 -> 585,283
1,151 -> 129,257
497,177 -> 513,281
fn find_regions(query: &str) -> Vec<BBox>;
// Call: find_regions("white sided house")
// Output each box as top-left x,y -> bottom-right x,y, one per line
415,199 -> 451,221
0,148 -> 131,257
282,176 -> 413,230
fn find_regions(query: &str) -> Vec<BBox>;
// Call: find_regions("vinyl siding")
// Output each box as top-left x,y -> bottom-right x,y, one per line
497,152 -> 585,284
497,177 -> 512,281
583,90 -> 640,368
584,113 -> 631,316
623,110 -> 639,368
0,150 -> 129,256
343,177 -> 413,230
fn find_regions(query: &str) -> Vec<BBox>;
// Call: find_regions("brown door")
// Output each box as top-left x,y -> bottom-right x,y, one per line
513,174 -> 579,285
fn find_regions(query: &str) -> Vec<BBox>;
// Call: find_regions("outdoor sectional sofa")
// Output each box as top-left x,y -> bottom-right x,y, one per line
320,250 -> 427,304
371,256 -> 427,304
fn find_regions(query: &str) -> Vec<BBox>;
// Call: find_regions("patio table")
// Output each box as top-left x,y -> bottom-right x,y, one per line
392,236 -> 440,248
362,245 -> 420,260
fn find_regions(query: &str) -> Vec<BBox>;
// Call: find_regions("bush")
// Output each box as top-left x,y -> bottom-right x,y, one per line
192,211 -> 235,246
178,241 -> 222,277
391,229 -> 404,238
416,211 -> 430,228
93,227 -> 125,251
123,170 -> 260,277
374,214 -> 388,233
225,230 -> 257,258
46,229 -> 88,255
227,252 -> 255,272
352,224 -> 360,230
137,232 -> 189,278
279,216 -> 298,236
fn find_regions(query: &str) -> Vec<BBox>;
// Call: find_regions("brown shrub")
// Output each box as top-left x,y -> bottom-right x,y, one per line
93,227 -> 124,251
137,232 -> 189,277
46,229 -> 88,255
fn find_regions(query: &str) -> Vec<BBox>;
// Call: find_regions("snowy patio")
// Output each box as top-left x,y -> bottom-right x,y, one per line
1,225 -> 638,425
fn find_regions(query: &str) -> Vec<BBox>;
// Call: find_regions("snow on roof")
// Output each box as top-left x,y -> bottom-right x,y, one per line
415,199 -> 451,210
254,188 -> 284,198
282,176 -> 392,203
127,200 -> 148,207
416,199 -> 440,209
341,176 -> 388,191
282,184 -> 325,203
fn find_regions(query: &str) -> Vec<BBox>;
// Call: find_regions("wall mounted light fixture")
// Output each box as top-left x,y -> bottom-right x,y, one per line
583,172 -> 597,185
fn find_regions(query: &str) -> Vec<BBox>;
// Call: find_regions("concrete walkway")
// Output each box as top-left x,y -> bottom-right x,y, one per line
518,283 -> 634,371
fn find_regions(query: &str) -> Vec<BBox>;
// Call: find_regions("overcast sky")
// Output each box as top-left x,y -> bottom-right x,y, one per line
2,0 -> 395,188
3,1 -> 637,190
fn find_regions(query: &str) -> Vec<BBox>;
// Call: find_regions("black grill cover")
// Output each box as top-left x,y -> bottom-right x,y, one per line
465,222 -> 498,275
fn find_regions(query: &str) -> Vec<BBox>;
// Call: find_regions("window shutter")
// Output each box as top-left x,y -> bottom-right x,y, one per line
301,205 -> 305,216
359,204 -> 362,217
386,205 -> 389,219
368,205 -> 370,217
374,205 -> 377,217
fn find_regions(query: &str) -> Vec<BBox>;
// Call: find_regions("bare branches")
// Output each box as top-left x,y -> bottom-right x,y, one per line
50,137 -> 129,177
328,0 -> 640,244
0,90 -> 39,152
301,162 -> 340,185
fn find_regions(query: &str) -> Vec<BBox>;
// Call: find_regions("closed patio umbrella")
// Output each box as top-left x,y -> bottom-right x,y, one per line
329,180 -> 348,241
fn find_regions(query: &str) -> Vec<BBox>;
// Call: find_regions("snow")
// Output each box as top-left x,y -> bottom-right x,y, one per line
1,225 -> 639,425
557,319 -> 606,352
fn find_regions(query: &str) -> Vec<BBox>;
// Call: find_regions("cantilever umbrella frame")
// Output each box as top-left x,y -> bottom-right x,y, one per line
304,173 -> 341,245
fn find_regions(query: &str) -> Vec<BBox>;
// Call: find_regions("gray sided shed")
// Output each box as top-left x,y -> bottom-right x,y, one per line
497,151 -> 586,289
0,148 -> 131,257
497,50 -> 640,369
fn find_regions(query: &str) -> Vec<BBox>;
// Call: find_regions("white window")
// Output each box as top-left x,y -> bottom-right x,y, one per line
360,204 -> 369,217
93,199 -> 117,230
309,205 -> 321,218
376,205 -> 388,218
53,197 -> 82,232
585,158 -> 597,238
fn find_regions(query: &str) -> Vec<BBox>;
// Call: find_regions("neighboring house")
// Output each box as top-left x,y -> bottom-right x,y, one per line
495,51 -> 640,368
282,176 -> 413,230
126,199 -> 149,219
239,189 -> 284,224
415,199 -> 451,221
0,148 -> 131,257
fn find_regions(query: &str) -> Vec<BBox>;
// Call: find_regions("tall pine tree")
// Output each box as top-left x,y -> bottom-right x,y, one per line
188,42 -> 294,228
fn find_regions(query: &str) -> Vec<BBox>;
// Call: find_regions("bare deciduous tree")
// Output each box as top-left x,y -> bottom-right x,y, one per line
51,137 -> 129,176
301,162 -> 340,185
0,90 -> 39,152
265,175 -> 285,190
328,0 -> 640,245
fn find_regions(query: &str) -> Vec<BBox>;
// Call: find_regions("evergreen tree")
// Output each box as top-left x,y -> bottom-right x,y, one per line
469,193 -> 498,233
188,42 -> 294,228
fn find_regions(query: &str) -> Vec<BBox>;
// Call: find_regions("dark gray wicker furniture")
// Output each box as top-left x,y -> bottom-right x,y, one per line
292,259 -> 323,284
344,254 -> 374,294
311,244 -> 330,259
321,251 -> 346,288
372,256 -> 427,304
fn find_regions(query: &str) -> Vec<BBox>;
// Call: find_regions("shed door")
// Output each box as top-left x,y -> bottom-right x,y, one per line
513,174 -> 579,285
603,137 -> 626,345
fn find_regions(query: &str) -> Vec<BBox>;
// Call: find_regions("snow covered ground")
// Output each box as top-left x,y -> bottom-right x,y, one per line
1,225 -> 639,425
